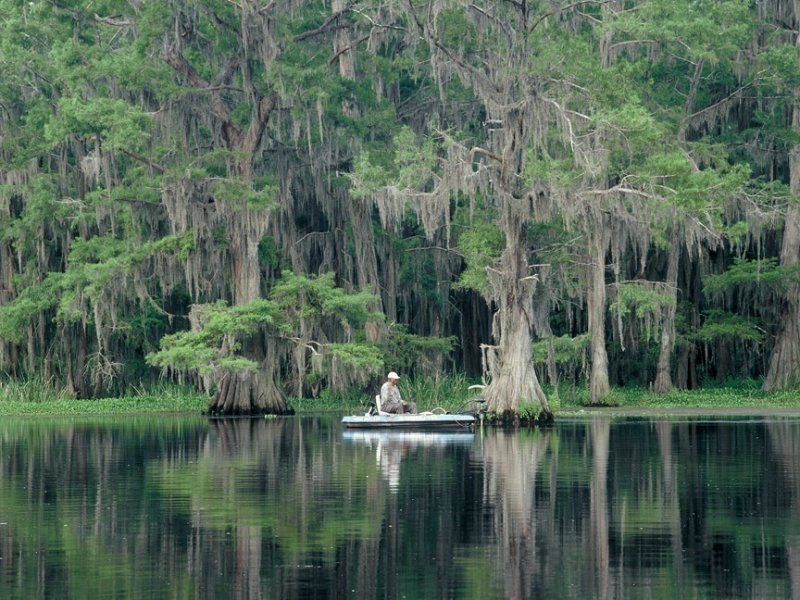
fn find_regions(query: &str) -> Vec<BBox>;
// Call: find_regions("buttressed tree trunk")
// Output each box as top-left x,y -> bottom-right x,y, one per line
207,223 -> 290,415
764,30 -> 800,391
483,205 -> 552,419
764,203 -> 800,390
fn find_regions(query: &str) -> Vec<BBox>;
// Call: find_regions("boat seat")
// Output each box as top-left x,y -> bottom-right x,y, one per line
375,395 -> 392,416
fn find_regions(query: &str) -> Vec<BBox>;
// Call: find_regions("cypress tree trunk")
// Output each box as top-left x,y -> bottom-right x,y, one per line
764,30 -> 800,390
209,367 -> 287,415
764,203 -> 800,390
206,219 -> 291,415
587,230 -> 610,404
654,224 -> 680,394
0,230 -> 15,375
483,210 -> 552,419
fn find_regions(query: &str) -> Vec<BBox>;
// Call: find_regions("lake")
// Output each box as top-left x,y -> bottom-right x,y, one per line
0,414 -> 798,599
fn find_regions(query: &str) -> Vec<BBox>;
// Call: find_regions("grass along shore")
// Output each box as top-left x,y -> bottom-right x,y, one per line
0,379 -> 207,416
0,376 -> 798,417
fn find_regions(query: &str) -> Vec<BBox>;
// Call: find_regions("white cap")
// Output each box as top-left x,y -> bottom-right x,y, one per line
387,371 -> 400,380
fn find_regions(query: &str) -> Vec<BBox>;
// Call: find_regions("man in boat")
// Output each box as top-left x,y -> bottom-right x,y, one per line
380,372 -> 417,414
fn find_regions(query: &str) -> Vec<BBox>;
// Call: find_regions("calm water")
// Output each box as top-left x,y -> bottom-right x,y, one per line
1,414 -> 799,599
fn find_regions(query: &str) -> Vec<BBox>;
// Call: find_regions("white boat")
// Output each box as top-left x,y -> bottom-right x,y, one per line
341,395 -> 477,429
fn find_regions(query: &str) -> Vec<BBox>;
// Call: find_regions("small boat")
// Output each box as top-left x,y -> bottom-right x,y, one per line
341,395 -> 477,430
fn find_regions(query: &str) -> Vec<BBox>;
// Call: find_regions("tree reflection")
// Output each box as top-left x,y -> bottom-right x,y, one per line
4,417 -> 800,598
589,417 -> 610,600
480,428 -> 552,599
768,420 -> 800,598
655,420 -> 685,597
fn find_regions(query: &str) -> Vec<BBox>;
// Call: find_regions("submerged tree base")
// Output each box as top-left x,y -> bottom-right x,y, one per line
482,410 -> 556,428
205,406 -> 295,417
206,370 -> 292,416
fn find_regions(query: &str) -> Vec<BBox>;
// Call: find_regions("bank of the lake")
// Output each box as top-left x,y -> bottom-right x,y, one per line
553,381 -> 800,417
0,381 -> 208,416
1,378 -> 798,417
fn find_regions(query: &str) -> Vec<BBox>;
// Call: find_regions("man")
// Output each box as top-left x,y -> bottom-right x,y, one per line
380,372 -> 417,414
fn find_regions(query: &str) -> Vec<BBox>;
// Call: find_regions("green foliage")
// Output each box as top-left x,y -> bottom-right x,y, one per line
757,43 -> 800,90
628,149 -> 749,216
45,97 -> 151,150
532,333 -> 591,368
394,126 -> 438,191
271,272 -> 381,331
556,379 -> 799,414
348,151 -> 391,199
147,273 -> 383,384
395,373 -> 480,413
0,273 -> 64,343
454,221 -> 504,295
349,126 -> 440,197
0,230 -> 192,343
258,236 -> 284,270
209,177 -> 278,209
384,324 -> 456,376
703,257 -> 798,294
328,343 -> 383,372
146,299 -> 278,375
695,310 -> 764,344
609,283 -> 672,320
594,102 -> 663,168
0,381 -> 206,415
524,156 -> 582,189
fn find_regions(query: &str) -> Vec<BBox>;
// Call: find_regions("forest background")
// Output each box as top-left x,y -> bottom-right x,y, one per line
1,0 -> 799,418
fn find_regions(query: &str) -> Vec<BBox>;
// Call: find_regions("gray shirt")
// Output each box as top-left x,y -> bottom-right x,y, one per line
380,381 -> 403,413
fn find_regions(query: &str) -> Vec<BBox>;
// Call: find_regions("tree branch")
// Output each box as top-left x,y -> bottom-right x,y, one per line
608,39 -> 658,51
529,0 -> 612,34
468,3 -> 512,40
687,74 -> 764,127
350,7 -> 408,33
470,146 -> 504,164
294,11 -> 348,42
328,34 -> 370,66
93,14 -> 131,27
163,47 -> 243,146
121,149 -> 166,173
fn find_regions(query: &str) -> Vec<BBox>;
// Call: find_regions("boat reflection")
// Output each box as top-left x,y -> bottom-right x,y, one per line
341,430 -> 476,445
342,430 -> 475,491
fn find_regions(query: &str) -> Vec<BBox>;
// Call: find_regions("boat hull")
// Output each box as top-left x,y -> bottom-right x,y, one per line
341,413 -> 475,429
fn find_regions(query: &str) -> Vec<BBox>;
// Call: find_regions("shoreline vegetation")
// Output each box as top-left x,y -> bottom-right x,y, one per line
0,376 -> 798,419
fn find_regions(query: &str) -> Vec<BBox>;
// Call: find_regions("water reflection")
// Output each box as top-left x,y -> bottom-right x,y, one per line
769,421 -> 800,597
1,415 -> 800,598
479,428 -> 551,599
342,430 -> 475,491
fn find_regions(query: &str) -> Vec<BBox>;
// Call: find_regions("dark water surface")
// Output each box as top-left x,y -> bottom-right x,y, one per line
1,414 -> 799,599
